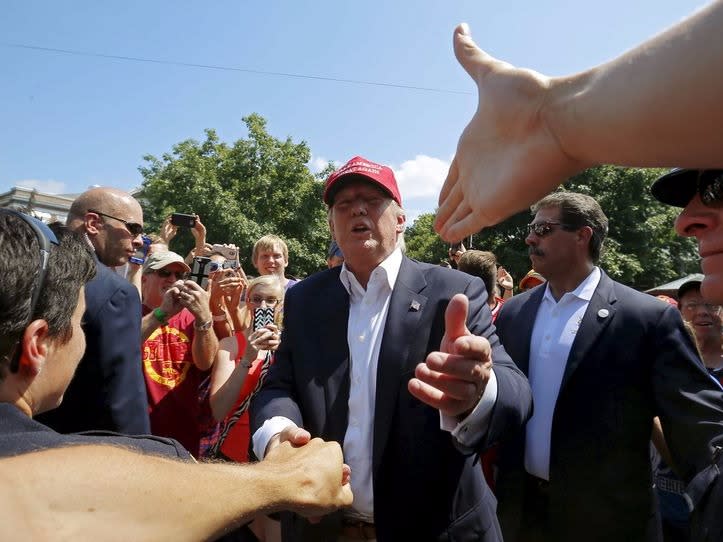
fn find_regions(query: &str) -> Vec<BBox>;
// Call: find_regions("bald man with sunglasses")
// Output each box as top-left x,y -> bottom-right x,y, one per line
37,187 -> 151,436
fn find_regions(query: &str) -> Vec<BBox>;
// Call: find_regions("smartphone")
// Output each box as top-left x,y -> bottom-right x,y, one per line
171,213 -> 197,228
129,235 -> 151,265
189,256 -> 213,289
253,307 -> 275,331
211,244 -> 238,260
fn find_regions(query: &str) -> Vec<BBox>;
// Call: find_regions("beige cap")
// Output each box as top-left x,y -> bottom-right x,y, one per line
142,250 -> 191,273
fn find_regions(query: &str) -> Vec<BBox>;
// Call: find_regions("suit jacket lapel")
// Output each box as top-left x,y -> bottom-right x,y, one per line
318,273 -> 352,445
512,286 -> 546,376
372,257 -> 428,476
560,272 -> 617,390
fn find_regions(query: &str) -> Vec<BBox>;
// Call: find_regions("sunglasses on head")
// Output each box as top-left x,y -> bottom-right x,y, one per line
526,221 -> 576,237
88,209 -> 144,237
697,170 -> 723,207
0,210 -> 60,373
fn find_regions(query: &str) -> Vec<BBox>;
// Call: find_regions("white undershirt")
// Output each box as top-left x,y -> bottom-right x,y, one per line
525,266 -> 600,480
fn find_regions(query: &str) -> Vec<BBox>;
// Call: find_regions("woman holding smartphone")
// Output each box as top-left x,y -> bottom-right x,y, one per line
207,275 -> 284,463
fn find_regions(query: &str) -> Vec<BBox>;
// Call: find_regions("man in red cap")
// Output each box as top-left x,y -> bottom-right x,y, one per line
251,156 -> 532,541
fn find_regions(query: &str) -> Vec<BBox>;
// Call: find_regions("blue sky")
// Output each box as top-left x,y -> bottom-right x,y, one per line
0,0 -> 707,222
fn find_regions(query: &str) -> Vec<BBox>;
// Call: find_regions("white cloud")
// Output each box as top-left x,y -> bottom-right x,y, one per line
393,155 -> 450,200
13,179 -> 67,194
308,155 -> 340,174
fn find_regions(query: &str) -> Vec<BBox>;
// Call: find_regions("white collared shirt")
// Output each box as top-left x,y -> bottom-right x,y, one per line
525,266 -> 601,480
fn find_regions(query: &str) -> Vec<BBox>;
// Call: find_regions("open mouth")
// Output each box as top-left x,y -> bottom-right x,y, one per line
351,224 -> 370,234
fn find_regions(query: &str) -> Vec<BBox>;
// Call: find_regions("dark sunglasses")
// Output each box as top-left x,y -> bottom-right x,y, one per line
526,221 -> 575,237
156,269 -> 188,280
698,170 -> 723,207
0,210 -> 60,373
88,209 -> 144,237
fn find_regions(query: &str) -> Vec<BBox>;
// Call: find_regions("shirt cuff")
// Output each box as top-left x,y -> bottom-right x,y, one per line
440,369 -> 498,448
251,416 -> 298,460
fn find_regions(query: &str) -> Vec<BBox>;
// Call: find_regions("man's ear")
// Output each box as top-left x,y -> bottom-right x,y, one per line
395,212 -> 406,233
85,212 -> 103,236
578,225 -> 594,246
17,319 -> 50,376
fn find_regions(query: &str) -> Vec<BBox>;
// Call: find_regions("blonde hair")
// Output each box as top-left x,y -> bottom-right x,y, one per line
252,235 -> 289,263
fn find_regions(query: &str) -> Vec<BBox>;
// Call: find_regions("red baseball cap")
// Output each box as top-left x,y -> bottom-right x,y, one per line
323,156 -> 402,206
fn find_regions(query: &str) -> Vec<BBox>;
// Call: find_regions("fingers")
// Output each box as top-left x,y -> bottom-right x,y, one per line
453,23 -> 496,82
436,158 -> 461,232
442,294 -> 471,350
279,426 -> 311,447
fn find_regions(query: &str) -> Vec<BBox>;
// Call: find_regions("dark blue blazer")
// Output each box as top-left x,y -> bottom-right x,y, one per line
37,259 -> 150,434
251,257 -> 532,542
494,271 -> 723,542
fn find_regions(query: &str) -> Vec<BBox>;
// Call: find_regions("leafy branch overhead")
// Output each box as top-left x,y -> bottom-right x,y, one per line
137,114 -> 331,277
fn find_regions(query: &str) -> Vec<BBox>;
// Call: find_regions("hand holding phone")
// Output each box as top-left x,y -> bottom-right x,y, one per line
171,213 -> 197,228
129,236 -> 151,265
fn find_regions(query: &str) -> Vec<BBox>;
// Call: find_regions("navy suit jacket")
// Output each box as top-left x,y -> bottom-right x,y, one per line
494,271 -> 723,542
37,259 -> 150,434
250,257 -> 532,542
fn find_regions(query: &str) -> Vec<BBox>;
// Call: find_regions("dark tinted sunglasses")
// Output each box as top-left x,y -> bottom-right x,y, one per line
156,269 -> 188,280
526,221 -> 575,237
88,209 -> 144,237
698,170 -> 723,207
0,210 -> 60,373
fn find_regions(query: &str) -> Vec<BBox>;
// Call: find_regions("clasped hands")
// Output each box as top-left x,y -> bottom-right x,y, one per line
160,280 -> 212,322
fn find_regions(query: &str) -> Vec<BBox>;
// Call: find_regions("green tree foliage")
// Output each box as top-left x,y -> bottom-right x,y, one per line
405,166 -> 699,291
137,114 -> 331,277
404,213 -> 450,266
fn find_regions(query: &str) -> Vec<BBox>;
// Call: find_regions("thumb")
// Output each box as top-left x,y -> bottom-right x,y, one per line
453,23 -> 496,82
442,294 -> 471,352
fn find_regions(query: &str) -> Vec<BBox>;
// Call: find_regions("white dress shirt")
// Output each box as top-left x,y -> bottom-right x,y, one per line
525,266 -> 600,480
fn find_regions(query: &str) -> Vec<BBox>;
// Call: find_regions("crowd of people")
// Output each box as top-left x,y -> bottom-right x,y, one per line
2,1 -> 723,541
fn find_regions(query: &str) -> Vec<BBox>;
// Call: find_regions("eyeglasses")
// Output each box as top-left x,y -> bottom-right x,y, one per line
697,170 -> 723,207
248,295 -> 280,307
0,210 -> 59,373
88,209 -> 144,237
681,301 -> 721,313
156,269 -> 188,280
526,221 -> 575,237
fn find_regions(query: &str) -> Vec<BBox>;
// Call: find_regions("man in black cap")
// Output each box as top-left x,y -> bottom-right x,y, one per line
652,168 -> 723,541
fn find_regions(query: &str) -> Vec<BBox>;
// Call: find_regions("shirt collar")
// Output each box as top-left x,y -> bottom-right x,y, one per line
542,266 -> 601,305
339,247 -> 403,297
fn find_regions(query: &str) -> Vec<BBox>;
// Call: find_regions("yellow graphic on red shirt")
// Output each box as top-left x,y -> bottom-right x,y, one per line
143,325 -> 191,389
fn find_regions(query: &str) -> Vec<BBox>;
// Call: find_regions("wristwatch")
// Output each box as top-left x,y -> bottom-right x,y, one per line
194,319 -> 213,331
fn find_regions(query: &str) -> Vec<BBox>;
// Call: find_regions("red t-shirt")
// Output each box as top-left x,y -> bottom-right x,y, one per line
142,307 -> 210,457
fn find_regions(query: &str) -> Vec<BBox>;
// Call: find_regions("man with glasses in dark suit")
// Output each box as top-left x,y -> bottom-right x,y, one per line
37,187 -> 151,435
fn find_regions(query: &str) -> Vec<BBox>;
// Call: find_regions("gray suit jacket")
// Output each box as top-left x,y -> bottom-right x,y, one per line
251,257 -> 532,542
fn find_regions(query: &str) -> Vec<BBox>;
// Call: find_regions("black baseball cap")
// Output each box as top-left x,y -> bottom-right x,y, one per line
651,168 -> 699,208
